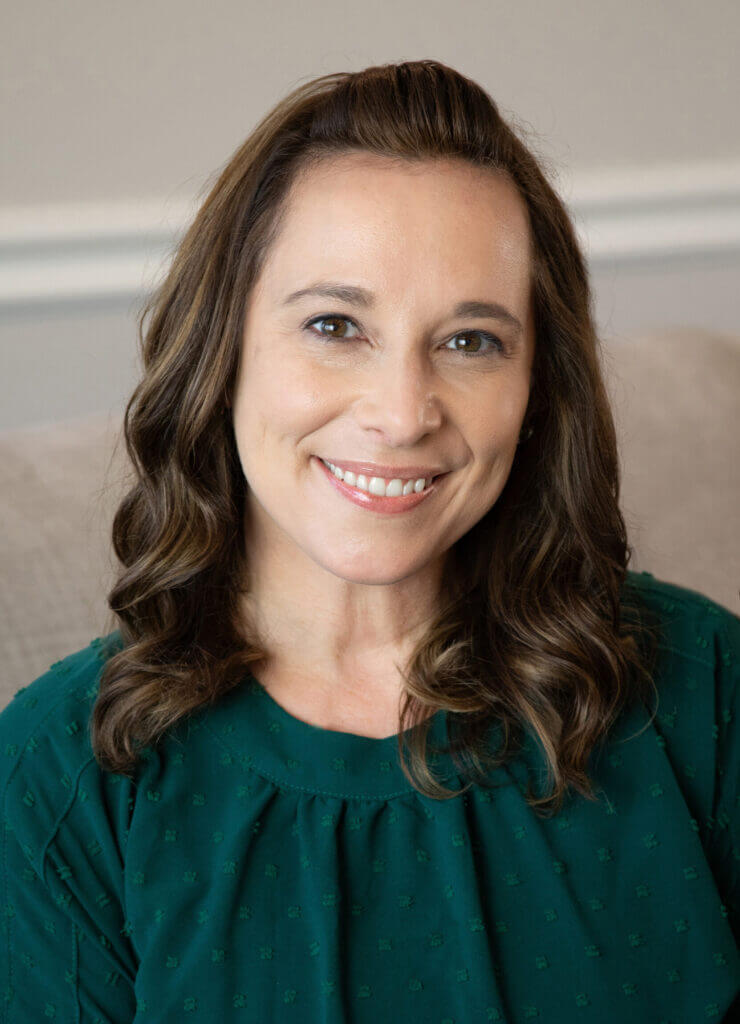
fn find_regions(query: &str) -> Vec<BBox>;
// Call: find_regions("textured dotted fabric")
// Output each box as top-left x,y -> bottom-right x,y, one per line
1,569 -> 738,1023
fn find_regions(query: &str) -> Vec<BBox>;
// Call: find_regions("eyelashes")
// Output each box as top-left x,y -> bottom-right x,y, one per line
302,313 -> 505,358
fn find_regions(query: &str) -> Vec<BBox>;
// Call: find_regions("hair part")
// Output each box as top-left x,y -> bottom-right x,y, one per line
92,59 -> 661,816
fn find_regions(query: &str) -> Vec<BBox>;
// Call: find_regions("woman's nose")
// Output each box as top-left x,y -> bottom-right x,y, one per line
352,348 -> 443,442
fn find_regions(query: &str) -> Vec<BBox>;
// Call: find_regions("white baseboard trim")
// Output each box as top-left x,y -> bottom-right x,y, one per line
1,159 -> 739,309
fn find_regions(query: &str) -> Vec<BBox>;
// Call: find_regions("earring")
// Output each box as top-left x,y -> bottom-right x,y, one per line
518,424 -> 534,445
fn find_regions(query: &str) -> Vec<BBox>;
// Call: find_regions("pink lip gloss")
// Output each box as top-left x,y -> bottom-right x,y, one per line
314,456 -> 447,515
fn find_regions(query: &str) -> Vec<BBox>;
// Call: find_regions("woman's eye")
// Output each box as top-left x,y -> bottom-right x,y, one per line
304,314 -> 359,339
303,314 -> 504,357
444,331 -> 504,357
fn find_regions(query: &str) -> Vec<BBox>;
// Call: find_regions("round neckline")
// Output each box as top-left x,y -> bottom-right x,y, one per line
209,671 -> 464,800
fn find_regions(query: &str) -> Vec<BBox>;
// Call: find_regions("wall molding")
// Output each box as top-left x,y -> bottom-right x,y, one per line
1,158 -> 739,309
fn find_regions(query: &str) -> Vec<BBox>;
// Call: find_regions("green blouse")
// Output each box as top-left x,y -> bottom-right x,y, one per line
1,570 -> 738,1023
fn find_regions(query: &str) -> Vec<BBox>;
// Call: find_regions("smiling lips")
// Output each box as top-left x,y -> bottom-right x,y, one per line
320,457 -> 435,494
315,456 -> 447,514
320,457 -> 447,481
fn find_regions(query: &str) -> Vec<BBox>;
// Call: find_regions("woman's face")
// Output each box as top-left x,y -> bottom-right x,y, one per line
233,152 -> 535,587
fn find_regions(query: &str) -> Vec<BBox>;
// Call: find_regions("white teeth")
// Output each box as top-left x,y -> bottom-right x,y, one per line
322,459 -> 430,496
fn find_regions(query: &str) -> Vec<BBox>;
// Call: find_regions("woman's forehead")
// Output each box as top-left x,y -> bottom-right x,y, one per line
283,151 -> 529,239
260,154 -> 532,302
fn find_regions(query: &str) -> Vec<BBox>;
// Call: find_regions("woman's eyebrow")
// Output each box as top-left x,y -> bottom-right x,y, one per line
282,282 -> 524,336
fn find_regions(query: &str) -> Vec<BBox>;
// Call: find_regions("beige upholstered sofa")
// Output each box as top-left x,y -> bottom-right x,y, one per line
1,326 -> 738,706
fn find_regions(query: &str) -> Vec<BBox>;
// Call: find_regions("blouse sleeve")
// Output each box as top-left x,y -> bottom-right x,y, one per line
707,604 -> 740,948
0,641 -> 138,1022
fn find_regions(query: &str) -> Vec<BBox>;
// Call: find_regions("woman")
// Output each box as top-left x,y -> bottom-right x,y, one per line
1,60 -> 737,1023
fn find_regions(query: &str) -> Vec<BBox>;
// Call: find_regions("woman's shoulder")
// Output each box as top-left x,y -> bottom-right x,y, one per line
621,568 -> 739,671
617,571 -> 739,937
619,569 -> 738,751
0,632 -> 121,772
622,566 -> 739,619
0,631 -> 124,872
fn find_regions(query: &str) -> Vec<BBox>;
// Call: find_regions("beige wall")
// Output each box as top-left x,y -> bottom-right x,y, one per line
1,0 -> 739,431
3,0 -> 739,203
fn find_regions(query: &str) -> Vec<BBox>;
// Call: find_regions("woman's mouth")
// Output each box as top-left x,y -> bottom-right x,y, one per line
314,456 -> 448,515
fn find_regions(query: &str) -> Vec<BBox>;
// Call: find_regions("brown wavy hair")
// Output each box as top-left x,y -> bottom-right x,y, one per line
92,58 -> 661,815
